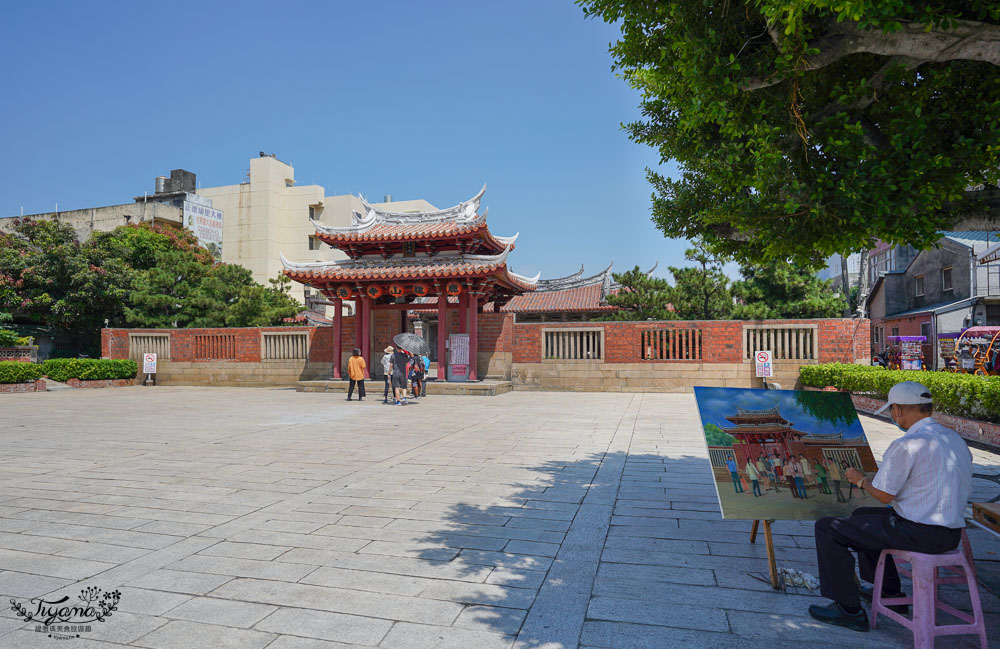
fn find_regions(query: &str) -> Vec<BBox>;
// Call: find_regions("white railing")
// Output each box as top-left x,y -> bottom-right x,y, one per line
128,333 -> 170,361
262,331 -> 309,360
641,328 -> 702,360
743,324 -> 817,361
543,328 -> 604,361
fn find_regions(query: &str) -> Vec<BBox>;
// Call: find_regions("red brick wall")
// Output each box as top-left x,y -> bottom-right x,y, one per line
479,313 -> 514,352
511,318 -> 869,364
103,327 -> 323,362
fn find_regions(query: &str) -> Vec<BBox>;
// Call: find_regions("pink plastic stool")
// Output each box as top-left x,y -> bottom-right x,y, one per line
870,530 -> 988,648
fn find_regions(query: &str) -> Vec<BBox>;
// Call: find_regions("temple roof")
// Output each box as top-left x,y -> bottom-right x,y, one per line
310,185 -> 517,253
725,405 -> 792,427
280,248 -> 539,292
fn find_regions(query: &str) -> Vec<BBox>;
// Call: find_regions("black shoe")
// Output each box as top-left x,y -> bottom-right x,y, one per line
860,584 -> 909,615
808,602 -> 869,632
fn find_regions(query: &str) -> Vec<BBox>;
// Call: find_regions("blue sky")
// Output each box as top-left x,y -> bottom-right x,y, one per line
0,0 -> 733,281
693,387 -> 868,442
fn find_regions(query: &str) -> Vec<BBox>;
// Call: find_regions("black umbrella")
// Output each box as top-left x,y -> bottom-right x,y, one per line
393,332 -> 430,356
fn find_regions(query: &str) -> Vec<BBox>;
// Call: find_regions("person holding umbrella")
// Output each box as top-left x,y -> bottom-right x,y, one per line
390,346 -> 410,405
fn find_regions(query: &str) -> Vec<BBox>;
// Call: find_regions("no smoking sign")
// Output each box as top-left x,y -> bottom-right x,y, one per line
755,350 -> 773,378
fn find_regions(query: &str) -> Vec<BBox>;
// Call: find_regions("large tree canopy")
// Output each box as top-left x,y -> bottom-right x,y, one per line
578,0 -> 1000,265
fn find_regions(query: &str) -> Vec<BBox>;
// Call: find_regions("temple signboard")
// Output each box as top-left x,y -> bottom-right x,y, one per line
448,334 -> 470,382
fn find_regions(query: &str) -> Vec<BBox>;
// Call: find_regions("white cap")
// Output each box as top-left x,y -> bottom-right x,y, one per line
874,381 -> 933,415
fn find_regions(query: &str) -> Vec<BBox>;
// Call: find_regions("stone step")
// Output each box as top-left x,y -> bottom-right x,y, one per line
296,379 -> 512,397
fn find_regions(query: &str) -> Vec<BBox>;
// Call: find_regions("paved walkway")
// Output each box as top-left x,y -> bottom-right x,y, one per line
0,388 -> 998,649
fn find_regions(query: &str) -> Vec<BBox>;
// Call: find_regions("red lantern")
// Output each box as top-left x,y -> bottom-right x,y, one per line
445,281 -> 463,296
366,285 -> 384,299
334,285 -> 353,300
388,283 -> 406,298
412,283 -> 429,297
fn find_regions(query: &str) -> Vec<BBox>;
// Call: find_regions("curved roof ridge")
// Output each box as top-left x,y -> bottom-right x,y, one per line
358,184 -> 486,223
536,261 -> 614,292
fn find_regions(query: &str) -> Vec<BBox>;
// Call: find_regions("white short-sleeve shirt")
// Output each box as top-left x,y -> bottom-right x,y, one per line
870,416 -> 972,528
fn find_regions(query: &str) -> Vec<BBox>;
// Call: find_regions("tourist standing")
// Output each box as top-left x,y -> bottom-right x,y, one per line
785,454 -> 799,498
410,355 -> 424,399
745,459 -> 762,497
391,347 -> 410,405
826,458 -> 847,503
381,346 -> 394,403
771,453 -> 783,492
800,453 -> 814,486
755,455 -> 770,491
726,455 -> 743,494
347,348 -> 366,401
814,458 -> 831,494
421,354 -> 431,396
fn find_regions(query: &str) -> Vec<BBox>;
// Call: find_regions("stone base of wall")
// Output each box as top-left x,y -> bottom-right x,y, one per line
851,394 -> 1000,449
511,361 -> 813,392
66,378 -> 135,389
147,360 -> 332,386
0,379 -> 46,393
479,351 -> 511,381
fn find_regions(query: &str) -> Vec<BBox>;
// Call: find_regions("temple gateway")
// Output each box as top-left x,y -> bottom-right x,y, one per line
282,186 -> 541,381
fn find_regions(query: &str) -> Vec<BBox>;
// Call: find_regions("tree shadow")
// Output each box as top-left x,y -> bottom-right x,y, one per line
404,449 -> 1000,648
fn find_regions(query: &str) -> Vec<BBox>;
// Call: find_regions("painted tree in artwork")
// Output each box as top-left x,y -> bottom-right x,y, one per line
794,391 -> 859,427
705,423 -> 736,446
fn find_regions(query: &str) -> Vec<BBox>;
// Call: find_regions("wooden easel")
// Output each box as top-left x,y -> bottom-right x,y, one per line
750,519 -> 779,589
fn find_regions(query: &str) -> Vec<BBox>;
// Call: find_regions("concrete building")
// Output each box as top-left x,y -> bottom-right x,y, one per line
196,154 -> 436,305
0,200 -> 183,242
866,231 -> 1000,368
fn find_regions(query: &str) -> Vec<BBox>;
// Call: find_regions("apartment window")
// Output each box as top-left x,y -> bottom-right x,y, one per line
941,267 -> 953,293
921,322 -> 931,338
308,206 -> 315,220
874,328 -> 881,344
914,275 -> 924,297
891,327 -> 899,337
308,236 -> 319,251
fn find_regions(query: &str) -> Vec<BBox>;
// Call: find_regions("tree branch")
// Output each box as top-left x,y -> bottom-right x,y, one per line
744,18 -> 1000,91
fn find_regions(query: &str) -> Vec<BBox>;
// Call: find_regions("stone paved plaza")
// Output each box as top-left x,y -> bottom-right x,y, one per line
1,387 -> 999,649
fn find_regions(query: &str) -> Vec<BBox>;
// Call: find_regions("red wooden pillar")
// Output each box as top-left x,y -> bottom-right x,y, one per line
437,294 -> 448,381
354,297 -> 363,355
457,293 -> 467,334
361,296 -> 372,379
332,297 -> 343,379
468,292 -> 479,381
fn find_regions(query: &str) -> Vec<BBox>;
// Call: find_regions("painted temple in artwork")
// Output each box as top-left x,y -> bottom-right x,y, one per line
710,405 -> 878,473
280,186 -> 656,381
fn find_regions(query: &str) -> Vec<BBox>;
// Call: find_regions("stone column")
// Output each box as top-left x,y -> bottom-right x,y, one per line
468,291 -> 479,381
437,293 -> 448,382
332,297 -> 343,379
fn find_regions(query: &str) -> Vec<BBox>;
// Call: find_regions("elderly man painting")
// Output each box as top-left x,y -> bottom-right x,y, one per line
808,381 -> 973,631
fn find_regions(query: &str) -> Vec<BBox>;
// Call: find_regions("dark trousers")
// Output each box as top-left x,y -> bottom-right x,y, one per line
348,379 -> 365,399
383,376 -> 390,401
815,507 -> 962,608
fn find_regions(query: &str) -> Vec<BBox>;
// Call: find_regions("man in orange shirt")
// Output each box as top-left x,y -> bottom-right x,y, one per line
347,348 -> 366,401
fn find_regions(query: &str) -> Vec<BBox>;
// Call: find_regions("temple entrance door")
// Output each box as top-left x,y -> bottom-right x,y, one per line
427,321 -> 438,362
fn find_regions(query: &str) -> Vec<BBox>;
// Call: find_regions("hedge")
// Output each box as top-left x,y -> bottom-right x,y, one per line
42,359 -> 138,382
0,361 -> 44,384
800,363 -> 1000,423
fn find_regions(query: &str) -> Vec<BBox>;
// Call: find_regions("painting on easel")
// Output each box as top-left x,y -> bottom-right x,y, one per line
694,386 -> 879,520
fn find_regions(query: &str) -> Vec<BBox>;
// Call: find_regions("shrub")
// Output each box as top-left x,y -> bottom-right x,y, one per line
0,329 -> 19,346
800,363 -> 1000,423
41,359 -> 138,382
0,361 -> 44,384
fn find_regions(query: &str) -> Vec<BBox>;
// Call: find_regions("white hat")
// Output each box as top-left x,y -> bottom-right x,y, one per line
874,381 -> 933,415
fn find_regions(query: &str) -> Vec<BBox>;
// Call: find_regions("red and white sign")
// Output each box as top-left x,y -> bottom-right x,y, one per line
755,350 -> 772,378
143,353 -> 157,374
